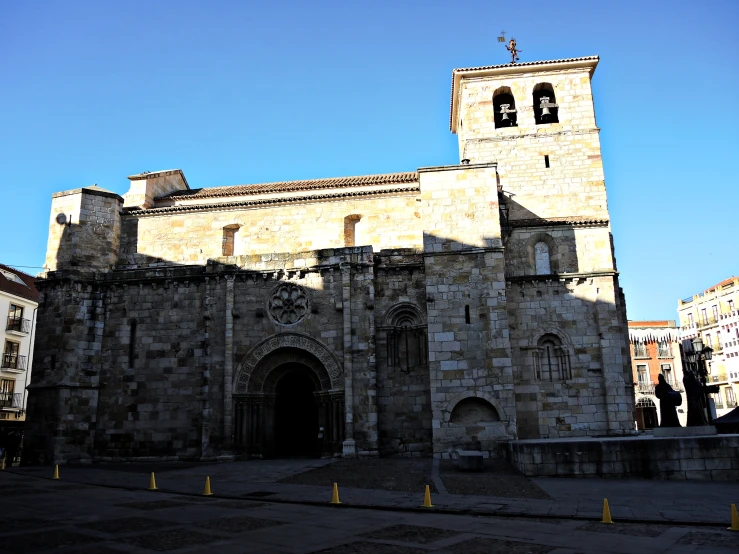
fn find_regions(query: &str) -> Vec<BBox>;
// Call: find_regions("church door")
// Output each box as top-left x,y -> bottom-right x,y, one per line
274,368 -> 319,457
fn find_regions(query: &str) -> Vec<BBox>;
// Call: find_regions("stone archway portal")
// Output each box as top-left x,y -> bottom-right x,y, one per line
233,340 -> 344,458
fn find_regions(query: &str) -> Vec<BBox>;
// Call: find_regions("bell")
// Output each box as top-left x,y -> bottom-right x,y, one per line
541,106 -> 551,117
500,103 -> 510,120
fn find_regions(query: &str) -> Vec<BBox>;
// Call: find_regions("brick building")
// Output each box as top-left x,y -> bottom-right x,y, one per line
628,321 -> 686,429
24,56 -> 634,464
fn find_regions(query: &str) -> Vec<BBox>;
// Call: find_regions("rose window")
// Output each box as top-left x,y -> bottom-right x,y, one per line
269,284 -> 309,325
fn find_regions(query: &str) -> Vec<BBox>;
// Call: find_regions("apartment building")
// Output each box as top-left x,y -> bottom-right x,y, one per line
629,321 -> 687,429
678,277 -> 739,418
0,264 -> 38,421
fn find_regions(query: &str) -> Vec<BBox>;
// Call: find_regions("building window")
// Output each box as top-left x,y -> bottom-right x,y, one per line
6,304 -> 27,333
222,224 -> 241,257
729,299 -> 735,311
2,341 -> 21,370
637,364 -> 649,383
533,83 -> 559,124
701,308 -> 707,325
535,334 -> 571,381
385,304 -> 427,373
726,387 -> 736,407
493,87 -> 518,128
534,242 -> 551,275
658,341 -> 671,357
0,379 -> 14,408
344,215 -> 362,247
660,363 -> 673,385
688,313 -> 694,326
634,341 -> 647,358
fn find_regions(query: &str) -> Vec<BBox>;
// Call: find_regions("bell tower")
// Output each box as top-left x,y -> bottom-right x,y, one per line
450,57 -> 605,221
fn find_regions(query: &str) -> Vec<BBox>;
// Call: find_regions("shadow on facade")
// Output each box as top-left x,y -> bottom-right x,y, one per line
23,217 -> 631,465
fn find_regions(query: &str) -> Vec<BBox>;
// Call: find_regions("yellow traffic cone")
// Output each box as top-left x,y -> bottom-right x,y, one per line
422,485 -> 433,508
52,464 -> 60,480
147,472 -> 158,491
203,476 -> 213,496
329,482 -> 341,504
601,498 -> 613,524
729,503 -> 739,531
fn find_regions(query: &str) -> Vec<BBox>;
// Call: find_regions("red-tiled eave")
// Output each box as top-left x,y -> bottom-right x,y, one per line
157,172 -> 419,201
0,264 -> 39,303
628,321 -> 674,328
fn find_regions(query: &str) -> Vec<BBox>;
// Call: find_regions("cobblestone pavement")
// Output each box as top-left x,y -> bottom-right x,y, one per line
0,471 -> 737,553
7,458 -> 739,526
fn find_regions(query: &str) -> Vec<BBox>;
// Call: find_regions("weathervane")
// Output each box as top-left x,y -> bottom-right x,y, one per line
497,31 -> 521,64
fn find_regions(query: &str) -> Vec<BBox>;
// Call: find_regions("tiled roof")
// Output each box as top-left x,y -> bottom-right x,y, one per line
449,56 -> 599,131
157,172 -> 419,201
128,186 -> 420,217
0,264 -> 39,303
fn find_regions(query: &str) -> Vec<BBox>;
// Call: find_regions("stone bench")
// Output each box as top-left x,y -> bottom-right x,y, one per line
457,450 -> 484,472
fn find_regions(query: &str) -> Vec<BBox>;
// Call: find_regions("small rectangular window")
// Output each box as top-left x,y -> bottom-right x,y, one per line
544,155 -> 550,168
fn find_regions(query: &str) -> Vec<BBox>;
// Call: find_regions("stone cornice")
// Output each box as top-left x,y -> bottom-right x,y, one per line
506,270 -> 618,283
122,187 -> 420,217
507,216 -> 609,229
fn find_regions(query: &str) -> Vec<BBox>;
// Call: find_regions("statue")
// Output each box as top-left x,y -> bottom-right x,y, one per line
505,38 -> 521,64
654,374 -> 681,427
683,367 -> 708,426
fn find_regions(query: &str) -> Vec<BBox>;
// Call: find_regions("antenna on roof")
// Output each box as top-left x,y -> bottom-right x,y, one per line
497,31 -> 522,64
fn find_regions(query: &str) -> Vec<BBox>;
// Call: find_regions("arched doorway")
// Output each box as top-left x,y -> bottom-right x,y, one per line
274,365 -> 319,457
233,335 -> 345,459
635,397 -> 658,430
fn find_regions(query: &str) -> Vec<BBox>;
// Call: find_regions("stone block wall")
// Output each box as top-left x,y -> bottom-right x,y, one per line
505,435 -> 739,481
374,250 -> 431,456
456,66 -> 608,222
45,188 -> 122,272
120,193 -> 422,266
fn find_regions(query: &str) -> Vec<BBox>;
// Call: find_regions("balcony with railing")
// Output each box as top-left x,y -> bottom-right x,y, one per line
5,316 -> 30,334
1,354 -> 26,371
0,392 -> 21,409
636,382 -> 655,394
698,315 -> 718,329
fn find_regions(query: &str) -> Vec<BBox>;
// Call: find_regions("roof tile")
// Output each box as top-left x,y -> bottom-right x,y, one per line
157,172 -> 418,201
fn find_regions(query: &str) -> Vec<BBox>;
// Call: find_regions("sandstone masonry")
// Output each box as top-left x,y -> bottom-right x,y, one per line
25,56 -> 635,464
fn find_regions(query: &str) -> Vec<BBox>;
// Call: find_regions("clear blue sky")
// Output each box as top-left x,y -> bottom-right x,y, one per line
1,0 -> 737,321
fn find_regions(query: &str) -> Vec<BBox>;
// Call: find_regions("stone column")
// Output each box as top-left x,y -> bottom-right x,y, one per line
223,276 -> 235,447
341,263 -> 356,457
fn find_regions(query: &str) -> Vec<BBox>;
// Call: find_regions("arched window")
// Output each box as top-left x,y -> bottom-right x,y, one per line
493,87 -> 518,128
535,334 -> 571,381
533,83 -> 559,125
343,215 -> 362,247
534,242 -> 551,275
222,224 -> 241,256
384,304 -> 427,373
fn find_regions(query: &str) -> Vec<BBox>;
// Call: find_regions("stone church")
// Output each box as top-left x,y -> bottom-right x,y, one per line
24,56 -> 634,464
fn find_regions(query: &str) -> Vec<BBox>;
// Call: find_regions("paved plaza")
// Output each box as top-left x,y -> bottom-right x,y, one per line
1,459 -> 738,553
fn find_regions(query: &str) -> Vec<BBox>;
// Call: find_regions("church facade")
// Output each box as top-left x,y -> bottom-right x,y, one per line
24,56 -> 634,464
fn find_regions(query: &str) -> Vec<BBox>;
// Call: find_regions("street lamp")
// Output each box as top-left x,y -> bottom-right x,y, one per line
686,336 -> 715,424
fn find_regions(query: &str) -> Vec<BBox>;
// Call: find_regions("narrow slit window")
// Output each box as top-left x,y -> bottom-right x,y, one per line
128,320 -> 137,369
465,305 -> 471,324
544,155 -> 550,168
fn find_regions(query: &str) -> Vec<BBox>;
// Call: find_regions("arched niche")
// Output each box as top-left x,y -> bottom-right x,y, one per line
450,397 -> 500,424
